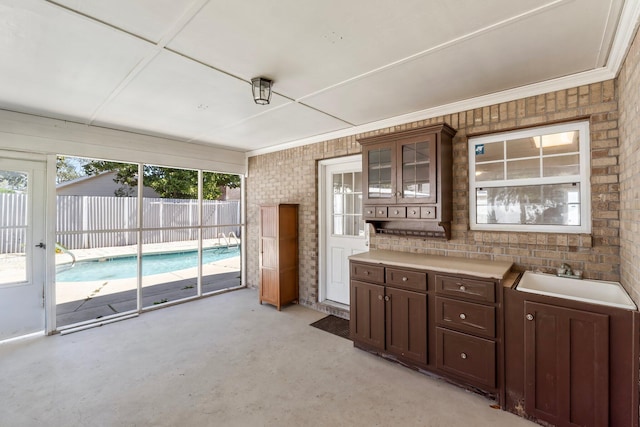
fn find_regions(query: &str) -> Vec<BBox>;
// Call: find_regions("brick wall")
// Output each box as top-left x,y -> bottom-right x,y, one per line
247,80 -> 620,314
619,26 -> 640,306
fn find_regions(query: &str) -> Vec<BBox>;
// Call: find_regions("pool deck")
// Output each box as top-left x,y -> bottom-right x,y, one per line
55,239 -> 241,327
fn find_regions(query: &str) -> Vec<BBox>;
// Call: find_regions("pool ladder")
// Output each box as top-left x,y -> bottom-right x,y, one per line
55,243 -> 77,271
218,231 -> 240,248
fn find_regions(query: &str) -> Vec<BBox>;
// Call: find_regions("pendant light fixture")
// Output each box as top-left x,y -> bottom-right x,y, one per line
251,77 -> 273,105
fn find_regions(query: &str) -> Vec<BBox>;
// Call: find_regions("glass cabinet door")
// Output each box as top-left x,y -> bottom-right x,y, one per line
364,143 -> 395,203
398,136 -> 436,203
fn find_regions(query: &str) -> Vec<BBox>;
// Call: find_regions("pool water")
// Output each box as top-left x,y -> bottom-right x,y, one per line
56,246 -> 240,282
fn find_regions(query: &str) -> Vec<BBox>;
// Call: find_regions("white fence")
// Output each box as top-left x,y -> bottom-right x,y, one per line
0,194 -> 241,253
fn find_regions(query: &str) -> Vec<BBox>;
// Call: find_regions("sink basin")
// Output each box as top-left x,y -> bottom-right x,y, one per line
516,271 -> 637,310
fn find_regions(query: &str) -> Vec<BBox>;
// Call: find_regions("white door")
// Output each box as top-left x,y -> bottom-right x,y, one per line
0,157 -> 46,341
319,156 -> 368,305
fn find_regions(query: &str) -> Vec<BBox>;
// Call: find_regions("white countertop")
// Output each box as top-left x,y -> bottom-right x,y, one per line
349,249 -> 513,280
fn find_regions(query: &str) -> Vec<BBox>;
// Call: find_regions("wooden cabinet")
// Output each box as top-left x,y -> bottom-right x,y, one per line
358,123 -> 455,239
524,302 -> 609,427
259,204 -> 298,310
350,257 -> 506,402
504,286 -> 640,427
350,262 -> 428,365
434,274 -> 500,391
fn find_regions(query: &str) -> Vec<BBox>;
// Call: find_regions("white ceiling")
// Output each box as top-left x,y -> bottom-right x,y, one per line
0,0 -> 638,155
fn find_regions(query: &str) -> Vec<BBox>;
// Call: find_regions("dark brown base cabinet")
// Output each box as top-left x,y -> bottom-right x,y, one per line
350,264 -> 428,365
349,256 -> 509,404
505,287 -> 640,427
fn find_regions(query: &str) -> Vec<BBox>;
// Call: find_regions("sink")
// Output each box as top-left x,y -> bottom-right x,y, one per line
516,271 -> 637,310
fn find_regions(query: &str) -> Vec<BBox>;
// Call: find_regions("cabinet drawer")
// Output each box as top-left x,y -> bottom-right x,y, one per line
436,328 -> 495,388
364,206 -> 376,219
406,207 -> 421,218
420,206 -> 437,219
375,207 -> 388,218
435,297 -> 495,338
386,268 -> 427,292
436,275 -> 496,303
388,206 -> 406,218
351,263 -> 385,284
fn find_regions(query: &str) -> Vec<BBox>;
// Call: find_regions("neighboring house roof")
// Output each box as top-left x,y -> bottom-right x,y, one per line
56,171 -> 160,197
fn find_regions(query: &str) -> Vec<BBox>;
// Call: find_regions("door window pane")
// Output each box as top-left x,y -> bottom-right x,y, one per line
0,171 -> 28,285
332,172 -> 363,236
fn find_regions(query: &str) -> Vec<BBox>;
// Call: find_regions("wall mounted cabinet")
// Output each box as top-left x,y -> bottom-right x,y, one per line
358,124 -> 455,239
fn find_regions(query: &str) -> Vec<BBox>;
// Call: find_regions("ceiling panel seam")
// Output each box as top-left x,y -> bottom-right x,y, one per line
294,0 -> 568,104
44,0 -> 212,126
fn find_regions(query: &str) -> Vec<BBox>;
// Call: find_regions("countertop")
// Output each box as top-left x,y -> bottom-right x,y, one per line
349,249 -> 513,280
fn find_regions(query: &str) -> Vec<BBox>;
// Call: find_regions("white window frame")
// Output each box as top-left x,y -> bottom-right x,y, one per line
469,121 -> 591,233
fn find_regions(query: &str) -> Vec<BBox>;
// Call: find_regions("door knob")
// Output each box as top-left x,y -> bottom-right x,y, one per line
35,242 -> 46,249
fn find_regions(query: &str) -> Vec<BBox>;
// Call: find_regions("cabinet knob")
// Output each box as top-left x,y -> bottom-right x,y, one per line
364,271 -> 370,275
394,210 -> 399,214
402,277 -> 408,282
458,284 -> 466,292
378,295 -> 383,300
459,313 -> 466,320
526,314 -> 534,321
384,295 -> 390,302
378,210 -> 384,214
460,352 -> 467,360
411,210 -> 417,215
396,191 -> 402,197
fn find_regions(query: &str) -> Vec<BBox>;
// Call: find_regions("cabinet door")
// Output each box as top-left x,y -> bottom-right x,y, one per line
350,281 -> 385,349
524,302 -> 609,427
397,135 -> 437,204
362,142 -> 396,204
385,287 -> 427,364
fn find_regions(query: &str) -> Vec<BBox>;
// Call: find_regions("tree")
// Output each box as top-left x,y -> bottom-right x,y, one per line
56,156 -> 86,184
0,171 -> 28,193
82,161 -> 240,199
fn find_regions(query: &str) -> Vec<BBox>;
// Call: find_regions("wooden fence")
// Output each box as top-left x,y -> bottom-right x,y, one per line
0,194 -> 240,253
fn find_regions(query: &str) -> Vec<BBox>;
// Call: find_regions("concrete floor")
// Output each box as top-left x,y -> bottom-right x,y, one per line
0,289 -> 536,427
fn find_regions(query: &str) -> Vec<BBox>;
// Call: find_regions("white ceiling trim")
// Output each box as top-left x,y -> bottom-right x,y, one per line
247,0 -> 640,158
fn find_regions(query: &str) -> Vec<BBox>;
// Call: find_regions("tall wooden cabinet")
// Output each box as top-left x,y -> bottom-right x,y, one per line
259,204 -> 299,310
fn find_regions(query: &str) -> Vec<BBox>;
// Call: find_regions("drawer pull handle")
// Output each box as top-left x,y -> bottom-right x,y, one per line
402,277 -> 408,282
458,285 -> 466,292
526,314 -> 534,321
459,313 -> 466,320
460,352 -> 467,360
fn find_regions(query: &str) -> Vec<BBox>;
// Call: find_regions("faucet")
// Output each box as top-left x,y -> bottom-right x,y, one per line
557,262 -> 582,279
559,263 -> 573,276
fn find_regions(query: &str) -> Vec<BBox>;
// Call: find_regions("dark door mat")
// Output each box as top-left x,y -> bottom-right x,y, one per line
310,315 -> 351,340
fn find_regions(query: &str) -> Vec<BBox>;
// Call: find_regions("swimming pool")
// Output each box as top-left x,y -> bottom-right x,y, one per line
56,246 -> 240,282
